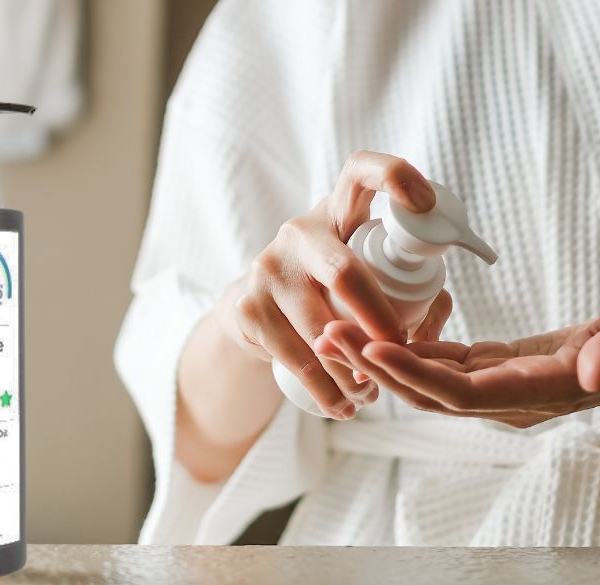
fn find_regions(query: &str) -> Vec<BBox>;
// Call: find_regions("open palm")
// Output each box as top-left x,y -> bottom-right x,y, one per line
314,318 -> 600,427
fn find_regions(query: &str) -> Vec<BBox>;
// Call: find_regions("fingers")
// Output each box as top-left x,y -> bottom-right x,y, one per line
284,216 -> 404,342
319,315 -> 600,427
364,339 -> 584,413
274,283 -> 379,407
329,151 -> 436,241
361,341 -> 475,409
578,329 -> 600,392
317,322 -> 595,426
248,229 -> 393,415
314,323 -> 376,394
242,274 -> 379,415
320,356 -> 380,407
403,340 -> 471,361
316,321 -> 443,411
411,289 -> 453,341
314,321 -> 371,359
319,322 -> 534,412
363,339 -> 525,411
359,341 -> 540,416
236,294 -> 354,419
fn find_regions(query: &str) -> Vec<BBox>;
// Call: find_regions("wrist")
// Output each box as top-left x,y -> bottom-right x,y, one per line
214,276 -> 247,348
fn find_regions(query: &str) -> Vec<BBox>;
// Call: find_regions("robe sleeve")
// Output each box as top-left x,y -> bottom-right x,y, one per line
114,0 -> 336,543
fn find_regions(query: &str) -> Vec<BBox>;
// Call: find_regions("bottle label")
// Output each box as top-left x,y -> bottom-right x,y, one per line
0,231 -> 19,545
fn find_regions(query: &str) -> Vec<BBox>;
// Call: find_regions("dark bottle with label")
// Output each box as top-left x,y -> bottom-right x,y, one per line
0,102 -> 32,577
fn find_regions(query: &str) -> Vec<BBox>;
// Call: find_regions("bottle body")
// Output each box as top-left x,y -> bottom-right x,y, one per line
272,218 -> 445,417
0,210 -> 25,576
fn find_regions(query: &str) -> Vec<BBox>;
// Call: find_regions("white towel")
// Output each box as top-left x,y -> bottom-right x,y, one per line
0,0 -> 82,161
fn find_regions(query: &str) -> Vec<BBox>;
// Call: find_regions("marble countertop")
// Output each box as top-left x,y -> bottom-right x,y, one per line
2,545 -> 600,584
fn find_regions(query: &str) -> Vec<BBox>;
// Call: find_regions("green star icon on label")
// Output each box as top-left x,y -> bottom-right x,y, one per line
1,390 -> 12,407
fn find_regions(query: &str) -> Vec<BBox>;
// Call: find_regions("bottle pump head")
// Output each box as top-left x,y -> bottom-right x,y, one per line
382,181 -> 498,264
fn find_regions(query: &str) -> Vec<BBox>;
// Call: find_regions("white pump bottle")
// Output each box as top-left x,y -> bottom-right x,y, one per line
272,181 -> 498,417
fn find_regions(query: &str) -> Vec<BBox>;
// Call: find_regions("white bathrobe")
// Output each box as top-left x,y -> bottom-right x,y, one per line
115,0 -> 600,546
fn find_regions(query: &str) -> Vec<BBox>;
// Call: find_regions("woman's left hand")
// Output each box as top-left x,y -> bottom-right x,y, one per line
314,317 -> 600,427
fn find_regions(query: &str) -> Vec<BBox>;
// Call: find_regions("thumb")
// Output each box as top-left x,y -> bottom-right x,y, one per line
578,329 -> 600,392
411,289 -> 453,342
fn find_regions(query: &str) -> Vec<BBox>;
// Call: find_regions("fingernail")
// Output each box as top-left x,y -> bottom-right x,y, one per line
316,345 -> 343,360
363,385 -> 379,404
352,382 -> 378,404
353,370 -> 369,383
317,351 -> 344,364
316,350 -> 334,358
409,180 -> 435,212
341,402 -> 356,418
329,398 -> 353,418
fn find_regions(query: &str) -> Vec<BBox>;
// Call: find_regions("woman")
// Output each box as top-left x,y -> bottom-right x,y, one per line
116,0 -> 600,546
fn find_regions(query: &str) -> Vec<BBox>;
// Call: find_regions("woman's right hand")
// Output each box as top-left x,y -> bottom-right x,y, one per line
216,151 -> 438,419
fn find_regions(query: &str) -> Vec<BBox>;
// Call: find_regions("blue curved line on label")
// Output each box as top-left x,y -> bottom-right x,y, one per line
0,253 -> 12,299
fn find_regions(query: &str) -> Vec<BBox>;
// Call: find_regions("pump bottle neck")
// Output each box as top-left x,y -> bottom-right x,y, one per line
382,235 -> 425,271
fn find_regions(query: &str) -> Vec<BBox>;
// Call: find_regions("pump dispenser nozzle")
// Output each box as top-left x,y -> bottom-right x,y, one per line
382,181 -> 498,264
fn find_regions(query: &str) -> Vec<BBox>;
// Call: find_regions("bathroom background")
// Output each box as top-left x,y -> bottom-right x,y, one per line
1,0 -> 216,543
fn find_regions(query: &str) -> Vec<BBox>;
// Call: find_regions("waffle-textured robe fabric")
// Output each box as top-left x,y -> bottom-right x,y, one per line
115,0 -> 600,546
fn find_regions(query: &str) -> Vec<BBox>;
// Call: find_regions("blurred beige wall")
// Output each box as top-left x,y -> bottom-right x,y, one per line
1,0 -> 167,543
